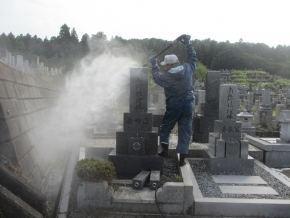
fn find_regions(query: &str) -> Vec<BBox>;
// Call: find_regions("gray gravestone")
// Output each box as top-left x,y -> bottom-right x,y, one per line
277,110 -> 290,142
258,89 -> 273,126
0,49 -> 8,64
206,84 -> 254,173
16,55 -> 23,72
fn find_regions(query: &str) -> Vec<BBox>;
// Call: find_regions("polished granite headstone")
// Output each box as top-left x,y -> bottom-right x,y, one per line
206,84 -> 254,173
108,68 -> 163,177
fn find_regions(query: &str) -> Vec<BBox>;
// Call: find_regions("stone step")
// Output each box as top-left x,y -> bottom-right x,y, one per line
212,175 -> 267,184
219,186 -> 279,195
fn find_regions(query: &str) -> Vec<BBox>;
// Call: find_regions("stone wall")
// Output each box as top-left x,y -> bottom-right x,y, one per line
0,59 -> 63,189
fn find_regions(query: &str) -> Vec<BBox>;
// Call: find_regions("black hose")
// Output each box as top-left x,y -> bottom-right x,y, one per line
155,184 -> 166,218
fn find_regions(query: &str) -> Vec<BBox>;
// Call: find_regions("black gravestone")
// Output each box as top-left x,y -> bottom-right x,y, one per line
193,71 -> 220,143
108,68 -> 163,178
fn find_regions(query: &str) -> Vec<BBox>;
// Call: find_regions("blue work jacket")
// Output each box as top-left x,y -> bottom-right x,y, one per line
151,44 -> 197,106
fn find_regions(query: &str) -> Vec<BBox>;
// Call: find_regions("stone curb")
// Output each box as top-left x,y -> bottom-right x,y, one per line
76,146 -> 194,215
0,184 -> 43,218
185,157 -> 290,217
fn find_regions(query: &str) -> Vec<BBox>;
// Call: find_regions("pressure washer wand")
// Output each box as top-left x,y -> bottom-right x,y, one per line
143,34 -> 185,67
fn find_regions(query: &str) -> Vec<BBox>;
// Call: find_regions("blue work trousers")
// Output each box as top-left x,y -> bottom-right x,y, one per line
159,100 -> 193,154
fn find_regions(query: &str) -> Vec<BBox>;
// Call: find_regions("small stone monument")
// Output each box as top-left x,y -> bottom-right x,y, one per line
206,84 -> 254,173
108,68 -> 163,177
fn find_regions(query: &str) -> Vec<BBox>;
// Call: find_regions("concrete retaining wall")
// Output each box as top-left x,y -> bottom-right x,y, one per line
0,60 -> 63,188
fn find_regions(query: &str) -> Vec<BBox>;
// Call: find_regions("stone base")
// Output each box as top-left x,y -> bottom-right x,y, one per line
203,150 -> 254,174
108,148 -> 164,178
247,135 -> 290,167
193,133 -> 209,143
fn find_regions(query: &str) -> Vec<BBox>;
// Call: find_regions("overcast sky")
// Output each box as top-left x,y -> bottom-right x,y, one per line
1,0 -> 289,47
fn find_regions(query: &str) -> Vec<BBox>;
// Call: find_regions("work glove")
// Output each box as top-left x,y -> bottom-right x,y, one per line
149,56 -> 157,67
182,34 -> 191,46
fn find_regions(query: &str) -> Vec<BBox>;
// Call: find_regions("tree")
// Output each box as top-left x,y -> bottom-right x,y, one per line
194,62 -> 208,81
0,33 -> 7,49
211,46 -> 247,70
79,33 -> 90,57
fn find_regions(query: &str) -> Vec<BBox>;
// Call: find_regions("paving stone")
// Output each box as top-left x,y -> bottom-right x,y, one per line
212,175 -> 267,184
17,116 -> 29,133
0,62 -> 15,81
12,70 -> 23,83
26,130 -> 36,146
29,147 -> 40,166
4,81 -> 17,98
0,121 -> 11,142
23,100 -> 32,112
14,84 -> 25,98
15,100 -> 27,114
6,118 -> 22,139
0,100 -> 19,118
25,114 -> 35,130
12,133 -> 32,160
19,72 -> 28,85
22,86 -> 30,98
27,86 -> 35,98
30,77 -> 36,87
19,153 -> 34,176
40,99 -> 46,108
32,87 -> 40,98
0,80 -> 8,98
31,166 -> 43,188
29,99 -> 37,111
219,186 -> 279,195
25,75 -> 34,86
34,99 -> 41,110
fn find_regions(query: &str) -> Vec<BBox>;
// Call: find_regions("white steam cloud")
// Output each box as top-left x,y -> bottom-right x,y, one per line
37,46 -> 140,165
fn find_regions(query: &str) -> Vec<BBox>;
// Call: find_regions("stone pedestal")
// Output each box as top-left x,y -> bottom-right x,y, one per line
204,149 -> 254,173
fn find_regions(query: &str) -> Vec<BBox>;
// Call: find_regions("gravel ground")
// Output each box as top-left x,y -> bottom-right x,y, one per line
189,159 -> 290,200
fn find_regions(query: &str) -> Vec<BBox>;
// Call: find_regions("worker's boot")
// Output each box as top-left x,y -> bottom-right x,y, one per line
179,154 -> 187,166
158,143 -> 169,157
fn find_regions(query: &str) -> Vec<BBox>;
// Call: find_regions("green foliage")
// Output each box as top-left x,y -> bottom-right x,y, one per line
274,79 -> 290,87
257,82 -> 275,90
194,62 -> 208,81
172,174 -> 183,182
1,25 -> 290,78
76,158 -> 116,182
231,70 -> 266,75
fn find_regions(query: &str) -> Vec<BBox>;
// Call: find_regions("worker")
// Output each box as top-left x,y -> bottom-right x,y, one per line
149,34 -> 197,166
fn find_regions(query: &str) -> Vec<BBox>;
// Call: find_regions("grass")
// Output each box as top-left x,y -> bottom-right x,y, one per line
172,174 -> 183,182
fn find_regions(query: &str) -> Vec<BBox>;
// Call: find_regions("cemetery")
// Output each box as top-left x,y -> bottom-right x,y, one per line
1,49 -> 290,218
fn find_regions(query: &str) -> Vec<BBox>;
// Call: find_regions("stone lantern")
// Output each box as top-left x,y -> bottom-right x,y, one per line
237,109 -> 256,136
